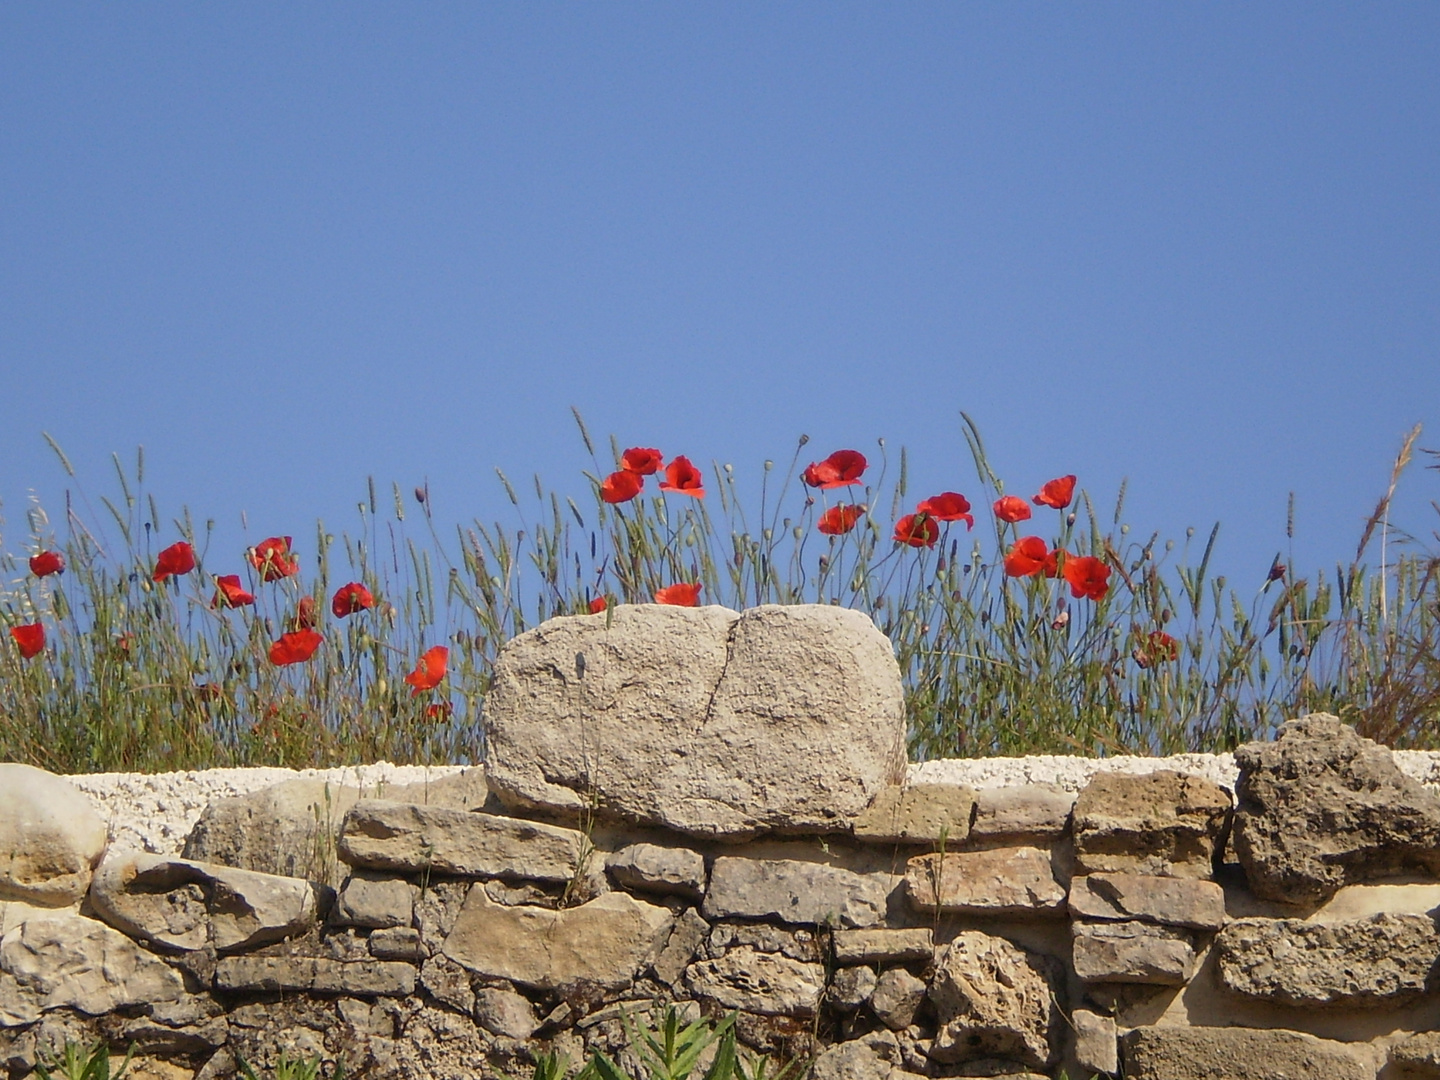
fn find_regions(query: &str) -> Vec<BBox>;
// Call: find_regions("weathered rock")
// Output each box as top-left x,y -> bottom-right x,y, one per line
1215,912 -> 1440,1006
98,1013 -> 229,1056
1234,714 -> 1440,904
850,785 -> 975,845
0,912 -> 185,1024
970,784 -> 1073,843
336,870 -> 416,929
684,947 -> 826,1017
183,770 -> 488,886
473,986 -> 538,1039
89,854 -> 315,953
1119,1026 -> 1373,1080
652,908 -> 710,986
442,888 -> 673,991
927,931 -> 1059,1068
1072,770 -> 1230,879
832,928 -> 934,965
339,801 -> 586,882
809,1031 -> 900,1080
1067,872 -> 1225,930
708,921 -> 822,961
369,927 -> 426,961
1391,1031 -> 1440,1074
828,966 -> 876,1011
214,956 -> 416,996
870,969 -> 925,1031
904,848 -> 1065,916
0,764 -> 108,906
483,604 -> 906,838
704,858 -> 888,928
1072,920 -> 1194,985
1070,1008 -> 1116,1076
419,953 -> 474,1014
605,844 -> 706,900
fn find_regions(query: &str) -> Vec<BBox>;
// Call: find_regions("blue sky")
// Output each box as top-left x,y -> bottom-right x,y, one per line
2,5 -> 1437,590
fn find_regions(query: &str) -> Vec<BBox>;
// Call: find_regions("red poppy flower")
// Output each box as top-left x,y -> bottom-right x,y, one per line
1141,630 -> 1180,664
588,595 -> 610,614
1268,558 -> 1287,583
211,575 -> 256,609
801,450 -> 867,489
290,596 -> 318,631
115,633 -> 134,655
893,513 -> 940,548
916,493 -> 974,529
153,541 -> 196,582
1063,554 -> 1110,601
404,645 -> 449,695
269,628 -> 322,666
332,582 -> 375,618
1043,549 -> 1064,578
621,447 -> 664,475
1004,536 -> 1051,577
249,537 -> 299,582
29,551 -> 65,577
425,702 -> 454,721
655,582 -> 702,606
1033,475 -> 1077,509
600,470 -> 643,504
993,495 -> 1032,524
817,504 -> 864,536
659,456 -> 705,497
10,623 -> 44,660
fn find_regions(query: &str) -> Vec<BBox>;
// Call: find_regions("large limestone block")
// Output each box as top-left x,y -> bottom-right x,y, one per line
0,912 -> 185,1024
483,604 -> 906,838
904,848 -> 1066,917
703,857 -> 889,928
850,785 -> 975,845
1067,872 -> 1225,930
183,769 -> 487,887
89,854 -> 315,953
927,931 -> 1060,1068
442,887 -> 673,991
1234,714 -> 1440,904
1215,912 -> 1440,1006
1073,769 -> 1230,879
684,947 -> 826,1017
1119,1026 -> 1374,1080
0,764 -> 108,905
339,801 -> 586,882
1072,920 -> 1195,985
970,784 -> 1074,843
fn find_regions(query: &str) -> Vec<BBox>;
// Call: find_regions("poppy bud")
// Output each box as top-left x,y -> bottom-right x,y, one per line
415,486 -> 427,504
1067,512 -> 1077,526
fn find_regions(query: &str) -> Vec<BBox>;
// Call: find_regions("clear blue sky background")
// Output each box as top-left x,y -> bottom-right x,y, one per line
2,5 -> 1437,591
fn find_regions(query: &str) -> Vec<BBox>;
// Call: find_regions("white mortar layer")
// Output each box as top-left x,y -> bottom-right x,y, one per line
68,752 -> 1440,859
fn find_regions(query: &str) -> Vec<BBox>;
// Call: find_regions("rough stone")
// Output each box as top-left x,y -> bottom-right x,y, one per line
927,931 -> 1059,1068
339,801 -> 586,882
473,986 -> 538,1039
482,604 -> 907,838
369,927 -> 426,961
1072,920 -> 1194,985
213,956 -> 416,996
1215,912 -> 1440,1006
182,770 -> 488,886
1234,714 -> 1440,904
442,888 -> 673,991
904,848 -> 1065,916
1067,872 -> 1225,930
605,844 -> 706,900
704,857 -> 888,928
684,948 -> 827,1017
0,912 -> 185,1024
336,870 -> 416,928
870,969 -> 925,1031
89,854 -> 315,953
809,1031 -> 900,1080
707,922 -> 822,961
1070,1009 -> 1117,1076
1391,1031 -> 1440,1074
1119,1026 -> 1373,1080
652,908 -> 710,986
828,965 -> 876,1011
1072,769 -> 1230,879
0,764 -> 108,906
850,785 -> 975,845
418,953 -> 474,1014
969,784 -> 1073,843
832,928 -> 934,965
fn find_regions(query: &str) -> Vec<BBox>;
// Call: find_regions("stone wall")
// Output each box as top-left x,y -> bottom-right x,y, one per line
4,605 -> 1440,1080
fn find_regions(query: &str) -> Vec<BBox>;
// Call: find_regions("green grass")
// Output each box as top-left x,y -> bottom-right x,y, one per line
2,412 -> 1437,774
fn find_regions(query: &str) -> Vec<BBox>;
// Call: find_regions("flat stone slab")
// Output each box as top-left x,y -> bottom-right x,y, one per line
339,800 -> 586,883
850,785 -> 975,845
1067,872 -> 1225,930
1073,770 -> 1230,879
970,784 -> 1073,842
214,956 -> 416,996
831,928 -> 934,964
1120,1026 -> 1373,1080
483,604 -> 907,838
605,843 -> 706,900
904,848 -> 1066,916
684,947 -> 826,1017
1072,920 -> 1195,985
1215,913 -> 1440,1006
703,857 -> 888,928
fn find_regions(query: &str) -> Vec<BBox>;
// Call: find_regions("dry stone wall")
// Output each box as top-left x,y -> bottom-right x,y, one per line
4,605 -> 1440,1080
